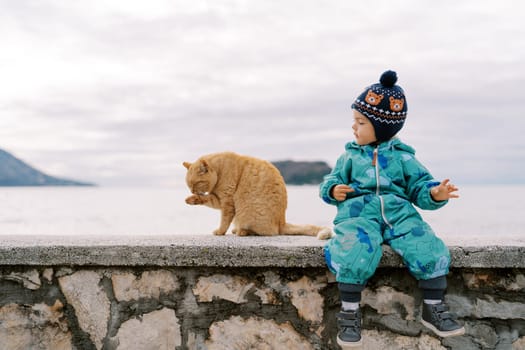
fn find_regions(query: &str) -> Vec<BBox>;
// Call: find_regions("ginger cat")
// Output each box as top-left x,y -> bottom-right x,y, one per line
183,152 -> 332,239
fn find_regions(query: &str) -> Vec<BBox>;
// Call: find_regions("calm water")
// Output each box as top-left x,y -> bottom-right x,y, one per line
0,185 -> 523,246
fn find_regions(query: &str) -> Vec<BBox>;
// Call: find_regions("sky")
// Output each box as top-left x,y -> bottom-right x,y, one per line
1,0 -> 524,187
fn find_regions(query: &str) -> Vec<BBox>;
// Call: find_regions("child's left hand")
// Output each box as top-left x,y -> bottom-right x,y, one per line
430,179 -> 459,201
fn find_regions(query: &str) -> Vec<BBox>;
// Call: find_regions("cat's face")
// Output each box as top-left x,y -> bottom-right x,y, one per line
183,160 -> 218,195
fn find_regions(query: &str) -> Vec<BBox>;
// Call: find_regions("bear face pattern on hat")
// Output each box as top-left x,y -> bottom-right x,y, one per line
351,70 -> 407,142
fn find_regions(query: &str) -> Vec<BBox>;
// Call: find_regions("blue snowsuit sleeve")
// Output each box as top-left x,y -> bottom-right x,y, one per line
402,152 -> 448,210
319,153 -> 350,205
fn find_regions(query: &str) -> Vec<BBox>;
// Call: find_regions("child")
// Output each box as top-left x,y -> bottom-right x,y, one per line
319,70 -> 465,348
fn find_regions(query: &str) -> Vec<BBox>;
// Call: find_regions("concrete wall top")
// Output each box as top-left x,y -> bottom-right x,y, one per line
0,235 -> 523,268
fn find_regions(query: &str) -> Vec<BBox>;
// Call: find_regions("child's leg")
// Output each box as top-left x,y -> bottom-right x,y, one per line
419,275 -> 447,302
388,220 -> 464,337
339,282 -> 365,311
387,219 -> 450,282
336,283 -> 365,347
419,276 -> 465,337
325,217 -> 383,285
325,217 -> 382,348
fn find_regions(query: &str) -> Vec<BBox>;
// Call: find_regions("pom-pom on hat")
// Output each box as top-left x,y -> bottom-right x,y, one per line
352,70 -> 408,142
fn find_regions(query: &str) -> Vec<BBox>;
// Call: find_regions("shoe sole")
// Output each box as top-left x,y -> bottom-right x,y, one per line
421,319 -> 465,338
337,337 -> 363,348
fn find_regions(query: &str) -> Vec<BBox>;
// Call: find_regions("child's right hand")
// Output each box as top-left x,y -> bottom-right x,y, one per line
331,185 -> 354,201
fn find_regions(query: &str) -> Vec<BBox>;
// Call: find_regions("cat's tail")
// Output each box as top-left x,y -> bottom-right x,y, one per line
280,223 -> 334,240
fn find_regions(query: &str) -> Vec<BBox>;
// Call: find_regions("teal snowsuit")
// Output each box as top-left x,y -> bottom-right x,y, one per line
320,138 -> 450,285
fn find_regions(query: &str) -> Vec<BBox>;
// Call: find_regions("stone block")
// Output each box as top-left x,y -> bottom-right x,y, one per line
450,294 -> 525,320
513,337 -> 525,349
2,270 -> 40,290
0,301 -> 72,350
205,315 -> 314,350
362,330 -> 446,350
111,270 -> 179,301
42,268 -> 54,282
286,275 -> 326,323
58,270 -> 110,350
193,274 -> 254,303
363,286 -> 416,320
113,308 -> 181,350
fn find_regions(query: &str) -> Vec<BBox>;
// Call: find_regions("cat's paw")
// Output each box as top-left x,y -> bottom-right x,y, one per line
316,227 -> 334,240
185,194 -> 205,205
235,228 -> 249,236
213,228 -> 227,236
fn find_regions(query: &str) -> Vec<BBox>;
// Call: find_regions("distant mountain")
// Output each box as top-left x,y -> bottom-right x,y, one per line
272,160 -> 331,185
0,149 -> 94,186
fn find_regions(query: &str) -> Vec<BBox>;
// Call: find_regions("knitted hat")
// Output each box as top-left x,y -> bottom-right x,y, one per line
351,70 -> 407,142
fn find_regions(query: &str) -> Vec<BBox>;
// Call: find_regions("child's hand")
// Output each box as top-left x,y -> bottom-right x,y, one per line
332,185 -> 354,201
430,179 -> 459,201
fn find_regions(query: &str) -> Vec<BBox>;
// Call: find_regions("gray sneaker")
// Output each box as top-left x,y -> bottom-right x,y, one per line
421,302 -> 465,337
336,309 -> 362,348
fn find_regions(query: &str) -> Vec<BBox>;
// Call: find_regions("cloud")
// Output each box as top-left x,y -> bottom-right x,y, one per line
1,0 -> 524,185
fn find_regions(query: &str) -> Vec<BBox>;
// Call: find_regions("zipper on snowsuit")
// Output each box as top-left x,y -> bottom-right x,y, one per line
373,147 -> 393,229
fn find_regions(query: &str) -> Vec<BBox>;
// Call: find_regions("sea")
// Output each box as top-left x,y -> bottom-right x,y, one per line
0,185 -> 523,246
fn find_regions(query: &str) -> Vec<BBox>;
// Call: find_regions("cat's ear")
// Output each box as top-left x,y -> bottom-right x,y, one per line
183,161 -> 192,169
198,160 -> 209,174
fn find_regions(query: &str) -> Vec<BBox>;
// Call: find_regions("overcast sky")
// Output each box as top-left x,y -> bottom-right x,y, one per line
1,0 -> 524,186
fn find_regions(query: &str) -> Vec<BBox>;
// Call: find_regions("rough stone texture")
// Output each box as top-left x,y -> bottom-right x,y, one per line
362,330 -> 446,350
0,265 -> 522,349
193,274 -> 255,303
112,270 -> 179,301
1,270 -> 41,290
112,308 -> 181,349
513,337 -> 525,349
363,286 -> 417,320
0,301 -> 73,350
193,272 -> 328,329
0,235 -> 523,268
58,270 -> 110,350
286,275 -> 326,324
448,294 -> 525,319
0,237 -> 524,349
42,268 -> 54,282
205,316 -> 314,350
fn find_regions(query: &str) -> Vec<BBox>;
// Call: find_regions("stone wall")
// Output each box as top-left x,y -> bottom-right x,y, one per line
0,235 -> 524,350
